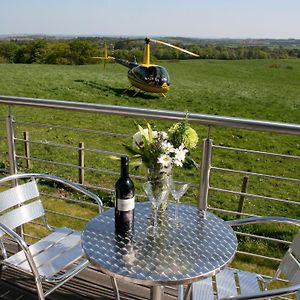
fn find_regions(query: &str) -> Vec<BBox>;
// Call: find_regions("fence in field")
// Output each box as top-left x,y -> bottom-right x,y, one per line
0,95 -> 300,277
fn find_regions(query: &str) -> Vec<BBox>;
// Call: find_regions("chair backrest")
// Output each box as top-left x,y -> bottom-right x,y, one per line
0,180 -> 45,238
278,230 -> 300,285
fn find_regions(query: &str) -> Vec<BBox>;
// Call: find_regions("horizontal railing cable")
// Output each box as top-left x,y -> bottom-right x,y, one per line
235,231 -> 291,245
45,209 -> 89,222
213,145 -> 300,160
208,207 -> 258,218
16,154 -> 119,175
236,250 -> 282,263
210,187 -> 300,205
15,137 -> 125,156
211,166 -> 300,183
41,192 -> 99,208
16,154 -> 147,181
14,120 -> 131,137
236,250 -> 281,263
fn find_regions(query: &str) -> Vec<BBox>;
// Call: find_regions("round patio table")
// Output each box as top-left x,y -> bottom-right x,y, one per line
82,202 -> 237,300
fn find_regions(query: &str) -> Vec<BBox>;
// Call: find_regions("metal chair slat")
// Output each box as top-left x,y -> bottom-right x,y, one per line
0,180 -> 39,212
279,253 -> 300,285
291,231 -> 300,256
216,269 -> 237,298
192,277 -> 214,299
15,230 -> 81,270
6,227 -> 73,266
0,200 -> 44,237
38,243 -> 84,278
237,270 -> 261,295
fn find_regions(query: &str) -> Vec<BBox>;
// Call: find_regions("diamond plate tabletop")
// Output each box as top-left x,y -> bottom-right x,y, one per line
82,202 -> 237,287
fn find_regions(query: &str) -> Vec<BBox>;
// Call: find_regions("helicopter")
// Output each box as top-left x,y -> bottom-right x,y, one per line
92,38 -> 199,96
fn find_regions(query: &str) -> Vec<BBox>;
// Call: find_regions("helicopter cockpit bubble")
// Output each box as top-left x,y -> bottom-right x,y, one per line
129,65 -> 170,86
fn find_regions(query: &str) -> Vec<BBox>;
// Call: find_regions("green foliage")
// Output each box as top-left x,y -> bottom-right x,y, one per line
1,37 -> 300,66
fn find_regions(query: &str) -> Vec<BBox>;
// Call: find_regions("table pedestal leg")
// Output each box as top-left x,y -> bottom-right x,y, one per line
110,277 -> 120,300
151,286 -> 164,300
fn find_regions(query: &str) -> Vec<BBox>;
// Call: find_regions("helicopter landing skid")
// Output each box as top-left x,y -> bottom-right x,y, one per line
122,86 -> 134,95
123,85 -> 166,98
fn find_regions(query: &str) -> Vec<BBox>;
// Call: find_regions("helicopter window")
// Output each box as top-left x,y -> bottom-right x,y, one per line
132,66 -> 148,81
148,66 -> 170,85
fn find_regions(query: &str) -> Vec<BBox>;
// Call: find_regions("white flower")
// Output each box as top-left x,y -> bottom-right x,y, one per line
158,154 -> 172,168
161,141 -> 175,153
132,129 -> 157,149
173,144 -> 188,166
161,131 -> 168,140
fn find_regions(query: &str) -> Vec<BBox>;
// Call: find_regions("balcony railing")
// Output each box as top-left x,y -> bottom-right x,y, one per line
0,95 -> 299,280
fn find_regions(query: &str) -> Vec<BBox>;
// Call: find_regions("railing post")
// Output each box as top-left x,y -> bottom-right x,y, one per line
23,131 -> 32,169
237,176 -> 248,218
79,142 -> 85,184
6,114 -> 17,175
6,111 -> 23,242
199,138 -> 213,211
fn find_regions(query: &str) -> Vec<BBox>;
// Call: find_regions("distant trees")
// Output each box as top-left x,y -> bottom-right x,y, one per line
0,38 -> 300,65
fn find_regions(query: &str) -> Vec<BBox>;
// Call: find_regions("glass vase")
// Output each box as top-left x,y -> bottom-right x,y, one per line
147,167 -> 171,212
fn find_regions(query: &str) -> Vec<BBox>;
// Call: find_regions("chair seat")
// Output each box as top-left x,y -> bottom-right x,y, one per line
192,268 -> 262,299
5,227 -> 87,279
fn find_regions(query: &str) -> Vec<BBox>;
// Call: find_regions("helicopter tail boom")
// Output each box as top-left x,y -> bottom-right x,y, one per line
115,58 -> 139,69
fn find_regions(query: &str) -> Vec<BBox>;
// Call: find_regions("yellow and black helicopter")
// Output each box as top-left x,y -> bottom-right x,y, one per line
92,38 -> 199,96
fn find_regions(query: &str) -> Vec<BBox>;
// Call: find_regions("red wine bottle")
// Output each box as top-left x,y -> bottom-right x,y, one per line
115,155 -> 135,234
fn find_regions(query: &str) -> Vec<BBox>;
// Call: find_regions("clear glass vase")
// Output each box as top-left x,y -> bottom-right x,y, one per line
147,167 -> 171,212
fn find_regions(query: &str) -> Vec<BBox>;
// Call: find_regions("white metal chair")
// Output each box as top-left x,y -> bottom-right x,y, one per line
190,216 -> 300,300
0,173 -> 103,300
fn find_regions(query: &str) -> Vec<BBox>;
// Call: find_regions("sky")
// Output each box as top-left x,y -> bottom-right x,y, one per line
1,0 -> 300,39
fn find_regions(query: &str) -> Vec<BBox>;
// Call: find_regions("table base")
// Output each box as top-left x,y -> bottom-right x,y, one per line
151,286 -> 164,300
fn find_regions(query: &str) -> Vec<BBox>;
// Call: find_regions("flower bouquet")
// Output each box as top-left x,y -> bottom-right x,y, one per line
124,120 -> 199,210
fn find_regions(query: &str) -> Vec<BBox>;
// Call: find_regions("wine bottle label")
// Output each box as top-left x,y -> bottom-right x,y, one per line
117,197 -> 135,211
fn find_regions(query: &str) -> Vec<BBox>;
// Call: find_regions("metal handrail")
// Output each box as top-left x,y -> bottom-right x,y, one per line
0,95 -> 300,135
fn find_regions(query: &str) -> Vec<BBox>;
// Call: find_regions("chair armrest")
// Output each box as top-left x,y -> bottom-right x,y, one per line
221,283 -> 300,300
226,216 -> 300,227
0,222 -> 29,252
0,173 -> 103,213
0,222 -> 41,278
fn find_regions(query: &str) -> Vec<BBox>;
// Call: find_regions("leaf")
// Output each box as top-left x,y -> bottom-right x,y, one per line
147,123 -> 154,143
183,157 -> 199,169
123,144 -> 142,155
108,155 -> 120,161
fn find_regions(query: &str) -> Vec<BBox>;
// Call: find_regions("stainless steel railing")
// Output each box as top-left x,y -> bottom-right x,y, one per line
0,95 -> 299,270
0,95 -> 299,134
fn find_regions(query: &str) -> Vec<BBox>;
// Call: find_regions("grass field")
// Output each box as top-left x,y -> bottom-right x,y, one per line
0,59 -> 300,123
0,59 -> 299,277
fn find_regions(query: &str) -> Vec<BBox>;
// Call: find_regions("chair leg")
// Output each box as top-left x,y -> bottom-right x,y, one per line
184,284 -> 192,300
111,276 -> 120,300
178,284 -> 184,300
35,279 -> 45,300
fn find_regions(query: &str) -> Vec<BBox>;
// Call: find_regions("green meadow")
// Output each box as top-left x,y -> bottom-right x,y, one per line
0,59 -> 299,276
0,59 -> 300,123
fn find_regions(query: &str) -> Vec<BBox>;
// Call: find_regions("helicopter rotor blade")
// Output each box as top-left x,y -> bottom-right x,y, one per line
149,39 -> 199,57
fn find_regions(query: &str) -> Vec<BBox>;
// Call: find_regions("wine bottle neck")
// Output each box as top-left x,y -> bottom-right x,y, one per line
120,156 -> 129,178
121,163 -> 129,178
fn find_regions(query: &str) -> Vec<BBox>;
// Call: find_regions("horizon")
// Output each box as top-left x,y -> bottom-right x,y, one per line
1,0 -> 300,39
1,34 -> 300,41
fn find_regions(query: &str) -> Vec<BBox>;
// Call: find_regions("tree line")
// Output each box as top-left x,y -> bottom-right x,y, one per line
1,38 -> 300,65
